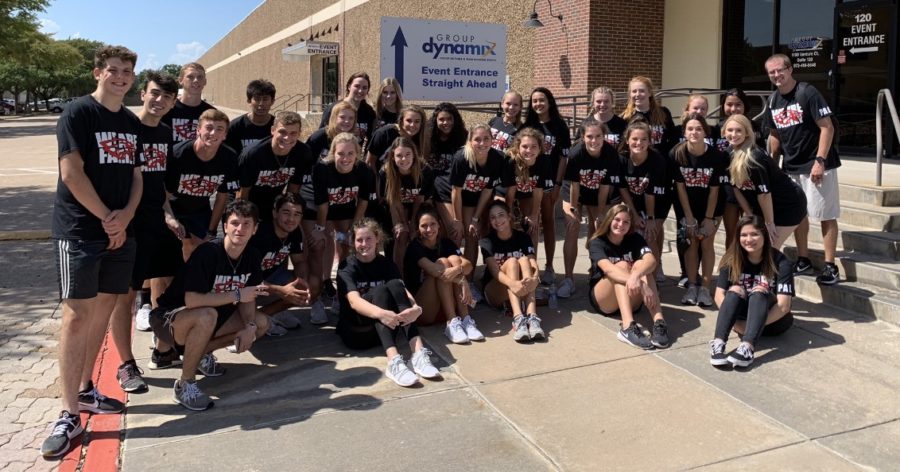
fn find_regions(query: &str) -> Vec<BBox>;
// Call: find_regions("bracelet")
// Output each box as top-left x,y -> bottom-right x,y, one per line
232,288 -> 241,304
471,217 -> 480,223
313,224 -> 325,232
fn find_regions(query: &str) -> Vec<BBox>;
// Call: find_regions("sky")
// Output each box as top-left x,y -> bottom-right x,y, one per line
38,0 -> 262,72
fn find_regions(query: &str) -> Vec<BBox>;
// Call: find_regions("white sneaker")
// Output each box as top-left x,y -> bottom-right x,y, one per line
444,317 -> 469,344
310,300 -> 329,325
266,321 -> 288,337
385,355 -> 418,387
411,348 -> 440,378
540,267 -> 556,285
272,311 -> 300,329
697,286 -> 714,307
461,315 -> 484,341
468,282 -> 483,304
681,285 -> 698,305
556,278 -> 575,298
135,304 -> 152,331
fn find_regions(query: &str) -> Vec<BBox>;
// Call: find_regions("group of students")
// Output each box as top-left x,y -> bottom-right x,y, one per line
43,44 -> 839,459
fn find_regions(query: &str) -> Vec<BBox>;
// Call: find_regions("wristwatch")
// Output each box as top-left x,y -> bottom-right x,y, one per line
232,288 -> 241,304
313,223 -> 325,232
814,156 -> 826,165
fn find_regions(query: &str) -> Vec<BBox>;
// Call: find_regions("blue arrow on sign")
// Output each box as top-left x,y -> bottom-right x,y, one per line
391,27 -> 407,89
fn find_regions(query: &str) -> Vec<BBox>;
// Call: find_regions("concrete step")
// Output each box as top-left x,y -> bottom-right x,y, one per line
794,276 -> 900,326
839,182 -> 900,207
782,246 -> 900,292
838,200 -> 900,232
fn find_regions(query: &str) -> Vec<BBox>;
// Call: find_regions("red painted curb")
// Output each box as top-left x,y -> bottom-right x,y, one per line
59,329 -> 124,472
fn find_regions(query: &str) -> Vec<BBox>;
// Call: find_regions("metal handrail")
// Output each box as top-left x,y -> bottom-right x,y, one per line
875,88 -> 900,187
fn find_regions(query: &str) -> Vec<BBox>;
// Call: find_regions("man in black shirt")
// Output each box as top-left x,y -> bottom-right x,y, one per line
162,62 -> 217,143
109,72 -> 183,395
764,54 -> 841,285
226,79 -> 277,155
43,45 -> 142,459
149,200 -> 270,411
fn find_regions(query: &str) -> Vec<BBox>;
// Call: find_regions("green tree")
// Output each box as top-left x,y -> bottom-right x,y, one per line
60,38 -> 105,97
0,0 -> 49,61
29,39 -> 83,107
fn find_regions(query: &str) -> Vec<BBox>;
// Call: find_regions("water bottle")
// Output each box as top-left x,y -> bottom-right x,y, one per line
548,282 -> 558,309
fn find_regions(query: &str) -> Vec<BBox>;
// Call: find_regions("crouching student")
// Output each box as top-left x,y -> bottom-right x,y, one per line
149,200 -> 269,411
479,201 -> 543,343
709,215 -> 794,368
336,218 -> 440,387
403,205 -> 481,344
587,204 -> 669,350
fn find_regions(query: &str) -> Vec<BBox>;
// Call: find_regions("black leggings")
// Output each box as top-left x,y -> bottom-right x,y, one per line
337,279 -> 420,351
714,290 -> 784,345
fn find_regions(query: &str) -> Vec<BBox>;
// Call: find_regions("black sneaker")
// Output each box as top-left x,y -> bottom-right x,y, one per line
148,348 -> 182,370
727,343 -> 754,368
816,263 -> 840,285
617,321 -> 653,350
709,339 -> 729,366
793,257 -> 813,276
40,410 -> 83,458
650,319 -> 670,348
78,382 -> 125,414
117,360 -> 148,393
322,278 -> 337,300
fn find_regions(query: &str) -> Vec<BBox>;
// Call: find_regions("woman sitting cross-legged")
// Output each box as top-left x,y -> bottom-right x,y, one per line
403,205 -> 483,344
479,201 -> 544,343
587,203 -> 669,349
710,215 -> 795,368
336,218 -> 440,387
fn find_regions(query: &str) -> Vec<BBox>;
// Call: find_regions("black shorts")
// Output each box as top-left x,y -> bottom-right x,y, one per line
433,176 -> 452,203
55,238 -> 136,299
149,304 -> 238,353
588,278 -> 643,317
175,209 -> 213,239
131,224 -> 183,289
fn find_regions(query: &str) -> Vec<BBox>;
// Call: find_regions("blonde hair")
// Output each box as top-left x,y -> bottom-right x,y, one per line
462,124 -> 492,169
324,132 -> 361,164
507,127 -> 544,188
680,94 -> 709,122
501,90 -> 524,126
621,76 -> 665,125
586,203 -> 634,249
589,86 -> 616,115
179,62 -> 206,80
375,77 -> 403,122
722,114 -> 760,187
351,217 -> 387,253
326,101 -> 357,140
383,137 -> 423,208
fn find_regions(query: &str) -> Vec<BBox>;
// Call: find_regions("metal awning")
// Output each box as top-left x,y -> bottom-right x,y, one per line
281,41 -> 340,61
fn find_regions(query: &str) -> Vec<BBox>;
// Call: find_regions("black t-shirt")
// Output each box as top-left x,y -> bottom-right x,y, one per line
52,95 -> 141,240
238,137 -> 310,217
162,100 -> 216,143
526,118 -> 572,179
319,100 -> 377,144
378,165 -> 435,209
501,154 -> 553,198
488,116 -> 518,152
135,122 -> 174,229
588,233 -> 653,284
337,254 -> 402,326
156,238 -> 263,318
166,140 -> 240,216
375,109 -> 399,130
617,150 -> 668,218
565,140 -> 620,206
449,148 -> 505,207
671,144 -> 729,219
629,108 -> 677,156
226,114 -> 274,156
479,230 -> 535,285
367,124 -> 401,167
576,114 -> 627,147
764,82 -> 840,173
306,128 -> 331,161
247,220 -> 303,279
402,237 -> 462,295
312,160 -> 376,220
428,138 -> 461,177
716,250 -> 794,297
731,148 -> 807,226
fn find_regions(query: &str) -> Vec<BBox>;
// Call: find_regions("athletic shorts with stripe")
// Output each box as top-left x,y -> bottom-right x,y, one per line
55,238 -> 136,300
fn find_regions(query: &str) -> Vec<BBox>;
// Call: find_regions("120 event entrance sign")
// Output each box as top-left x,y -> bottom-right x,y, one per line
380,17 -> 507,101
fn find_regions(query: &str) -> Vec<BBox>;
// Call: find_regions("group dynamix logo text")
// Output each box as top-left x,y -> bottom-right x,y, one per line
422,34 -> 496,59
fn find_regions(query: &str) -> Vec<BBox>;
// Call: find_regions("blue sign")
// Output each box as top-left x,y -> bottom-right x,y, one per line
380,17 -> 508,101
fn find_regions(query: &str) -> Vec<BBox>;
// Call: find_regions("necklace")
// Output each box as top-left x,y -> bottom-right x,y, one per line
225,249 -> 244,275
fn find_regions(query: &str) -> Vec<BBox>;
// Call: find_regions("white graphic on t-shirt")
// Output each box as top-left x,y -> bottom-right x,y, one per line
95,132 -> 137,165
516,174 -> 539,193
141,143 -> 168,172
241,138 -> 260,149
178,174 -> 223,196
680,167 -> 713,187
213,273 -> 250,293
738,273 -> 773,292
579,169 -> 605,190
172,118 -> 199,141
772,104 -> 804,129
256,168 -> 294,188
429,153 -> 454,172
542,134 -> 557,155
491,128 -> 512,151
625,175 -> 650,195
328,186 -> 359,205
354,279 -> 386,296
261,245 -> 290,270
401,187 -> 420,204
463,174 -> 491,192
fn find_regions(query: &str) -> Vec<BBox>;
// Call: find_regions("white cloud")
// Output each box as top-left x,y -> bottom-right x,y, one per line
71,32 -> 81,39
169,41 -> 208,64
39,18 -> 60,35
137,53 -> 159,73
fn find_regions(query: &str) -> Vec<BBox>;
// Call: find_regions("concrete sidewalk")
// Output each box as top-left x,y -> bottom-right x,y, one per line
2,113 -> 900,471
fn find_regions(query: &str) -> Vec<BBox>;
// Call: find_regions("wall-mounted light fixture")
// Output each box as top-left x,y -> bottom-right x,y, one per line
524,0 -> 563,28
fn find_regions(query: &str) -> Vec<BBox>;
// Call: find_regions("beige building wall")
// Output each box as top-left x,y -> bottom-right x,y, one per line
660,0 -> 723,120
198,0 -> 536,120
